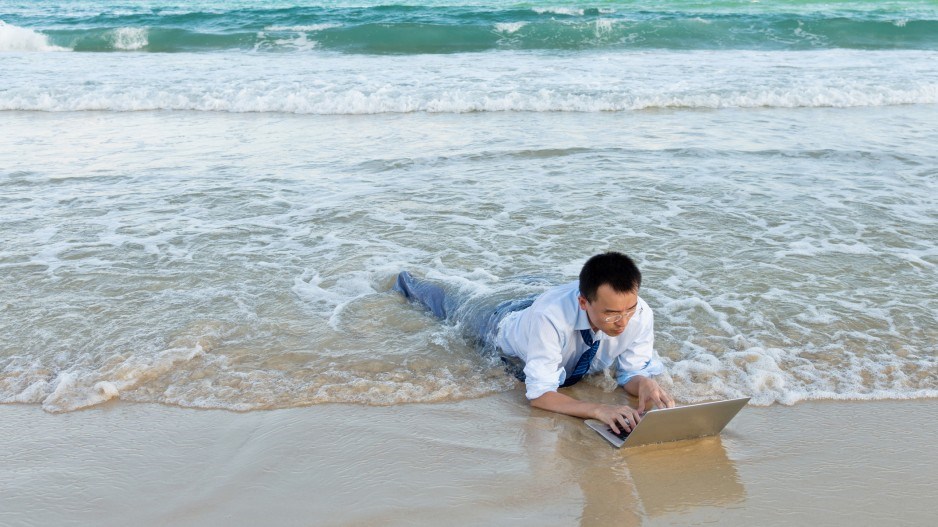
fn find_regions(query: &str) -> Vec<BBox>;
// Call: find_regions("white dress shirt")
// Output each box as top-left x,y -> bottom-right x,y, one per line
496,281 -> 664,400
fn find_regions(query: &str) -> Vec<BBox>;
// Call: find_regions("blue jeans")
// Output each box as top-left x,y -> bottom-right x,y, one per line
393,271 -> 533,378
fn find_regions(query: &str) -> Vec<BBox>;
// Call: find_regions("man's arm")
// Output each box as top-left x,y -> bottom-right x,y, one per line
622,375 -> 674,413
530,390 -> 641,434
615,305 -> 673,413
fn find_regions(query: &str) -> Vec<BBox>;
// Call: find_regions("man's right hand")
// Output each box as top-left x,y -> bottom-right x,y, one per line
593,404 -> 642,435
530,391 -> 643,434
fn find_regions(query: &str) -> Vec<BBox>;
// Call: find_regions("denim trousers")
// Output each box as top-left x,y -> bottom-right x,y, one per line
393,271 -> 533,377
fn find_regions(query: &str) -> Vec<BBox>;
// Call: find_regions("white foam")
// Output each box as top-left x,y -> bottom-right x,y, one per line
33,226 -> 57,244
292,268 -> 380,329
271,33 -> 318,52
664,343 -> 938,407
532,7 -> 584,16
110,27 -> 148,50
29,239 -> 66,275
3,48 -> 936,113
0,20 -> 69,52
792,21 -> 826,46
5,84 -> 935,114
794,306 -> 839,325
774,237 -> 876,258
254,31 -> 319,52
594,18 -> 615,35
663,297 -> 738,335
18,345 -> 207,413
1,326 -> 518,412
494,22 -> 527,34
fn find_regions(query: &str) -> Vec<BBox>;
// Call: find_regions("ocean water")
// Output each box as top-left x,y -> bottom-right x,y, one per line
1,1 -> 936,413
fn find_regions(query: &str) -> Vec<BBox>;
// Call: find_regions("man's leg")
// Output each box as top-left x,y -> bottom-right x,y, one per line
393,271 -> 454,319
483,297 -> 535,381
394,271 -> 527,340
475,296 -> 535,347
393,271 -> 532,380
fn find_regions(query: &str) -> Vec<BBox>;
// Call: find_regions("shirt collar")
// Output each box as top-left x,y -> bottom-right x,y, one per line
573,293 -> 595,335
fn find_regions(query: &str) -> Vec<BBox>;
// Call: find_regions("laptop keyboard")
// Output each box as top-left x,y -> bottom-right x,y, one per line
607,427 -> 630,440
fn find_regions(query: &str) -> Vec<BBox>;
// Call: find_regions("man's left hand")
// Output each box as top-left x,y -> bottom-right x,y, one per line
627,376 -> 675,414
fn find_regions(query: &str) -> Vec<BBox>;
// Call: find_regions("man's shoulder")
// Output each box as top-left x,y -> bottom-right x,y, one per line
537,280 -> 580,302
498,281 -> 582,352
526,281 -> 581,322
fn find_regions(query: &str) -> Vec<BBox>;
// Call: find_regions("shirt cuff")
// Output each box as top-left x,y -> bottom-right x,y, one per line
616,357 -> 665,386
525,381 -> 561,400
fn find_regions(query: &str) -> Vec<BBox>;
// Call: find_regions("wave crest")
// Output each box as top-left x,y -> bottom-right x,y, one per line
0,21 -> 68,52
111,27 -> 148,50
2,84 -> 935,114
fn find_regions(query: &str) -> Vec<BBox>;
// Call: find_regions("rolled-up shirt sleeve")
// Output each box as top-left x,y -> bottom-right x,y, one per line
520,313 -> 566,400
616,308 -> 665,385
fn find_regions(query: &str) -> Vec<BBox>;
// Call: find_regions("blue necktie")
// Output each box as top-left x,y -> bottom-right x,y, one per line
561,329 -> 600,387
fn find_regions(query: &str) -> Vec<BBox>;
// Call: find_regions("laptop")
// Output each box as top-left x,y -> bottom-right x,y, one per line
585,397 -> 750,448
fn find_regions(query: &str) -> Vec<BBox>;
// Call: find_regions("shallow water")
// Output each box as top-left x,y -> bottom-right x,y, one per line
1,1 -> 936,412
2,106 -> 935,412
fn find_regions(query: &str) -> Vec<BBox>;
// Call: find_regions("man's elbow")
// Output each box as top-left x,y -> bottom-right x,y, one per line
528,391 -> 555,410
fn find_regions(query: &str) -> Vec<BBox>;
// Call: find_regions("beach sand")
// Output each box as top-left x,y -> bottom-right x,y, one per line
2,387 -> 935,526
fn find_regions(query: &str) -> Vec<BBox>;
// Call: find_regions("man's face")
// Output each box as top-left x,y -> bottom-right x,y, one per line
578,284 -> 639,337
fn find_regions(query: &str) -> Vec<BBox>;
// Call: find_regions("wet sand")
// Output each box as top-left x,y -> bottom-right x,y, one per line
2,387 -> 936,526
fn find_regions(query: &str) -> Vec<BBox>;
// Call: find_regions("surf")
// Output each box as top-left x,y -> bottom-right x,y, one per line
3,3 -> 938,53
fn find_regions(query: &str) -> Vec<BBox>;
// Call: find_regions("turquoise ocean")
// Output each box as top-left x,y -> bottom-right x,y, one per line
1,1 -> 936,412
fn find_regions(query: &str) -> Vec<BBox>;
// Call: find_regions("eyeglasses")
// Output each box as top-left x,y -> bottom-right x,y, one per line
601,304 -> 642,324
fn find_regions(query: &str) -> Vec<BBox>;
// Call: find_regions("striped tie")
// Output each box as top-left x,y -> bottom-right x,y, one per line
561,329 -> 600,387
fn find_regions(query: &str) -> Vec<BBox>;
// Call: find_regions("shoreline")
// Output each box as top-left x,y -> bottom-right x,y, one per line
2,391 -> 936,526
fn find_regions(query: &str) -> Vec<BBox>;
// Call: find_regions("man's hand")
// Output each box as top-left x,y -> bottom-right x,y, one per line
593,404 -> 642,435
624,376 -> 675,414
530,390 -> 642,434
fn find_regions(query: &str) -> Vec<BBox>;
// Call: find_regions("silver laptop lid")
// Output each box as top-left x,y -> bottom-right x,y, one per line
586,397 -> 750,448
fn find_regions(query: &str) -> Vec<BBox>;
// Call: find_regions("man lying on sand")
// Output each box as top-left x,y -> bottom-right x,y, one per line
394,251 -> 674,434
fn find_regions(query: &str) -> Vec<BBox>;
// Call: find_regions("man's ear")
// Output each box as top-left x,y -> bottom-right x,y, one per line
577,294 -> 589,311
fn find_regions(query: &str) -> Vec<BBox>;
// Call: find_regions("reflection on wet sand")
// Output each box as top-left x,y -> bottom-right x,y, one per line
620,436 -> 745,517
4,396 -> 936,526
525,396 -> 745,526
518,409 -> 643,527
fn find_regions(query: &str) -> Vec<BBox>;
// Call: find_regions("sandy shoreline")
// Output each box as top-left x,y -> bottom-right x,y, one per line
2,387 -> 936,526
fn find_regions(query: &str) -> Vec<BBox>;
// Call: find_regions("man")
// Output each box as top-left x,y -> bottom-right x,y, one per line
394,252 -> 674,435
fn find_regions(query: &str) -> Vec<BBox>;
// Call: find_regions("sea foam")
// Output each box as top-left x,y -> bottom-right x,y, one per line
0,21 -> 68,52
110,27 -> 148,50
2,84 -> 935,113
2,49 -> 935,113
494,22 -> 527,34
532,7 -> 585,16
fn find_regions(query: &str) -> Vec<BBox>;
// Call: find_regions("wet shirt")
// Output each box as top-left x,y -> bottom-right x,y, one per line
496,281 -> 664,400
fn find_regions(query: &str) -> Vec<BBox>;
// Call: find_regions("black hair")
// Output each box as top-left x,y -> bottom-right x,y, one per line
578,252 -> 642,302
